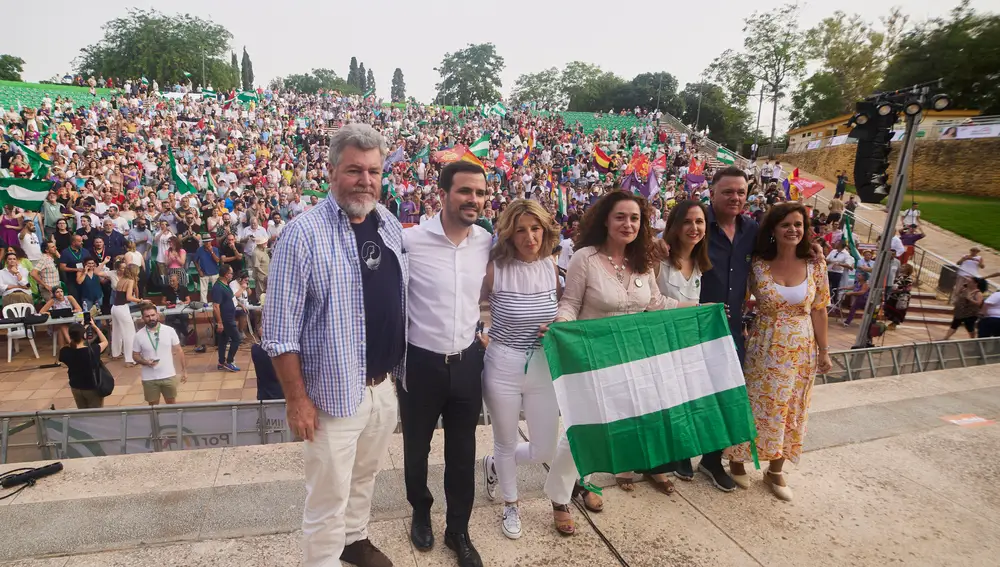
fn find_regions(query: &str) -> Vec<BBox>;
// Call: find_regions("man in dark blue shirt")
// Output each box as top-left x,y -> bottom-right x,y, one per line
211,265 -> 240,372
58,234 -> 93,304
99,218 -> 127,259
193,237 -> 221,303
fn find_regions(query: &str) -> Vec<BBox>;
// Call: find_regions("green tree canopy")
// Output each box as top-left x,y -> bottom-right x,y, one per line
510,67 -> 567,110
241,47 -> 254,91
230,52 -> 239,86
788,72 -> 845,128
882,1 -> 1000,114
348,57 -> 359,88
366,69 -> 375,93
391,68 -> 406,102
680,82 -> 752,150
357,63 -> 367,90
75,9 -> 237,90
0,55 -> 25,82
434,43 -> 505,106
276,68 -> 358,94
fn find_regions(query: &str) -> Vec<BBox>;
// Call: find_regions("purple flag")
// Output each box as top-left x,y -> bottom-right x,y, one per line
782,178 -> 791,200
641,169 -> 659,199
620,171 -> 641,194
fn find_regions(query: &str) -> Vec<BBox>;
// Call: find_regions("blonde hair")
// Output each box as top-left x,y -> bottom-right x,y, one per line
490,200 -> 559,265
829,198 -> 845,213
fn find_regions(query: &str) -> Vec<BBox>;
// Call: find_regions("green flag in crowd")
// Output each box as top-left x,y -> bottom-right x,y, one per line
411,145 -> 429,162
0,178 -> 54,211
9,138 -> 51,179
167,147 -> 197,195
469,133 -> 490,158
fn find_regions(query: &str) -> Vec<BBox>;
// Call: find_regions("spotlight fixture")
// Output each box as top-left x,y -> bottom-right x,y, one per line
855,113 -> 870,125
931,94 -> 951,111
877,102 -> 894,116
904,101 -> 922,116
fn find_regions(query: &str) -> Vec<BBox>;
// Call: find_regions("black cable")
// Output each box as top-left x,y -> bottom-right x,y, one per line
0,468 -> 34,501
517,425 -> 632,567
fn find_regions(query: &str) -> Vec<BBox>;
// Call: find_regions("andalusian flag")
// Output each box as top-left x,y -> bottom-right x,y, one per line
382,173 -> 401,215
716,147 -> 736,165
593,147 -> 611,173
557,185 -> 567,216
411,145 -> 429,162
0,178 -> 54,211
206,172 -> 221,197
10,139 -> 51,179
303,189 -> 328,199
459,151 -> 486,171
542,305 -> 757,476
490,102 -> 508,117
202,88 -> 217,99
167,147 -> 197,195
183,72 -> 192,78
363,87 -> 375,98
237,91 -> 258,104
842,214 -> 862,265
469,133 -> 490,158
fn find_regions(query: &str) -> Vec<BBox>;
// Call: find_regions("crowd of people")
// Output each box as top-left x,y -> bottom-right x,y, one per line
0,80 -> 994,567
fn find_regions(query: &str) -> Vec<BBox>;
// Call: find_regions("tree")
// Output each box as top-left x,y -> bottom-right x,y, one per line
510,67 -> 567,110
391,68 -> 406,102
348,57 -> 359,88
566,71 -> 627,112
357,63 -> 366,90
277,68 -> 358,94
622,72 -> 682,114
680,82 -> 752,150
788,72 -> 845,128
0,55 -> 25,82
800,9 -> 907,119
434,43 -> 505,106
709,2 -> 807,156
882,1 -> 1000,114
561,61 -> 604,107
230,52 -> 239,87
74,9 -> 238,90
241,47 -> 254,91
366,69 -> 375,93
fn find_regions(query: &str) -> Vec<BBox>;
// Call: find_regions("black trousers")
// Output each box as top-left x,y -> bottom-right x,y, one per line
217,321 -> 240,364
398,341 -> 484,534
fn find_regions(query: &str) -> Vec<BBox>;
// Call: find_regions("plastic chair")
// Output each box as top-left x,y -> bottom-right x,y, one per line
3,303 -> 40,362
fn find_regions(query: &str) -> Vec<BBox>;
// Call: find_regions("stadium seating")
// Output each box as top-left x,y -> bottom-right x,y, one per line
0,81 -> 112,111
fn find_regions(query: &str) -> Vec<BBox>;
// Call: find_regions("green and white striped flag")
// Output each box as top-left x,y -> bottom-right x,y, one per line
10,139 -> 51,179
715,147 -> 735,165
842,213 -> 862,265
411,145 -> 429,162
490,102 -> 508,117
0,178 -> 54,211
237,91 -> 258,104
363,87 -> 375,98
542,305 -> 757,476
167,147 -> 197,195
469,133 -> 490,158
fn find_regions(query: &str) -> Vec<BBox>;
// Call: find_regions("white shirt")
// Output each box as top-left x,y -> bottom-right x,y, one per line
132,323 -> 180,381
20,232 -> 41,262
958,256 -> 982,278
902,208 -> 920,226
557,238 -> 575,271
983,293 -> 1000,318
240,225 -> 268,256
890,235 -> 905,259
403,214 -> 491,355
826,250 -> 855,274
0,266 -> 29,297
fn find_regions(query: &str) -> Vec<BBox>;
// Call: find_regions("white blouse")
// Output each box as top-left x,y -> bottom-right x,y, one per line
0,266 -> 29,297
655,261 -> 702,303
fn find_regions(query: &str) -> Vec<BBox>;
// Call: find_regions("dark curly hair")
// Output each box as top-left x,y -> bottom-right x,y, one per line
574,190 -> 654,274
754,202 -> 813,261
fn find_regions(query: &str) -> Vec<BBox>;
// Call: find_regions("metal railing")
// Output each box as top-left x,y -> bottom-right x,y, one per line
655,112 -> 750,168
4,337 -> 1000,464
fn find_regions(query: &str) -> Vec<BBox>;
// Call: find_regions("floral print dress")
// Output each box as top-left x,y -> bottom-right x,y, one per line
726,258 -> 830,464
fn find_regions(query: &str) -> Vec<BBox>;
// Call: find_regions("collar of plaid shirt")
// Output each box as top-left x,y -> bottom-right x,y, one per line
261,197 -> 408,418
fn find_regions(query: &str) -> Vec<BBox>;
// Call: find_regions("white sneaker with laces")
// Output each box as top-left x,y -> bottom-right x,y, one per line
482,455 -> 498,501
501,503 -> 522,540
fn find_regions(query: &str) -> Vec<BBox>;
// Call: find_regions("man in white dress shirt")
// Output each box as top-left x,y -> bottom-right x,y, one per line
400,160 -> 490,567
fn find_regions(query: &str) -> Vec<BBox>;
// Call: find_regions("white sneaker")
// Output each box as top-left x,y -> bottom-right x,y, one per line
482,455 -> 498,501
501,503 -> 522,540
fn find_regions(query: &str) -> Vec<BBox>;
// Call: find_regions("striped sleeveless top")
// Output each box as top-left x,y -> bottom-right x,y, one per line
488,257 -> 559,351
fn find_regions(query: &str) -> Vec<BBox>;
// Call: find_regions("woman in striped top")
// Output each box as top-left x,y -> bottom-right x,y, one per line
479,200 -> 562,541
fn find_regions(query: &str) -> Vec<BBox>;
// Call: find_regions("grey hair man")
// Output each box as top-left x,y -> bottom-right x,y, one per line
263,123 -> 406,567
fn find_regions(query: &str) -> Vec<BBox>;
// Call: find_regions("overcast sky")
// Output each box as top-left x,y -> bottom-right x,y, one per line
3,0 -> 996,132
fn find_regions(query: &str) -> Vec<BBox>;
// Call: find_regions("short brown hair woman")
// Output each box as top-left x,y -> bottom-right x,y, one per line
725,202 -> 832,501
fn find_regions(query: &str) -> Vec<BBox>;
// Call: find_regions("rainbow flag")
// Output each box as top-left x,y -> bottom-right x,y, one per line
460,151 -> 486,171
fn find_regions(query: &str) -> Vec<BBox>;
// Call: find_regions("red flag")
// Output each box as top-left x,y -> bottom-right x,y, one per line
792,167 -> 800,179
689,157 -> 705,176
432,145 -> 468,163
495,150 -> 511,175
651,154 -> 667,171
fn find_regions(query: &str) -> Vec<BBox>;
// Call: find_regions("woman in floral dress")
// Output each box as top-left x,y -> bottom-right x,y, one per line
725,202 -> 833,502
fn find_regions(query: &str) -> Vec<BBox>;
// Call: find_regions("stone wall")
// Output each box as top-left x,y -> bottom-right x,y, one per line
776,138 -> 1000,197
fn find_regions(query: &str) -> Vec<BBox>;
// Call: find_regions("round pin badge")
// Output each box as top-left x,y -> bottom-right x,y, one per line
634,278 -> 643,288
549,290 -> 557,302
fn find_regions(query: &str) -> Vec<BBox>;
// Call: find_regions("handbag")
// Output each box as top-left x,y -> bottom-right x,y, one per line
88,346 -> 116,397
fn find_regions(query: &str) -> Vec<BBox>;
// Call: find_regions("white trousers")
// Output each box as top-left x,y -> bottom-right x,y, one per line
543,434 -> 581,505
482,342 -> 559,503
199,275 -> 218,304
110,304 -> 135,364
302,378 -> 397,567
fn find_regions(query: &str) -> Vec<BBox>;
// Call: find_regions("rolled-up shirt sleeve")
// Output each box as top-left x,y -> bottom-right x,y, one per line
261,222 -> 310,358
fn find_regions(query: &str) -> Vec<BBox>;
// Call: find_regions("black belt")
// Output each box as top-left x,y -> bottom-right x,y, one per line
410,342 -> 476,366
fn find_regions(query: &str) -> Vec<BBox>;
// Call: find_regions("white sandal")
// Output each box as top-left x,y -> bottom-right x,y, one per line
729,466 -> 751,489
763,470 -> 793,501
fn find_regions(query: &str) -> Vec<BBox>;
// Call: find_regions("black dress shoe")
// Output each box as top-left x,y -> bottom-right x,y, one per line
410,509 -> 433,551
444,531 -> 482,567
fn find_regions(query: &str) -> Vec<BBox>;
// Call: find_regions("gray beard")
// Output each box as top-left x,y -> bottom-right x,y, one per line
339,199 -> 376,220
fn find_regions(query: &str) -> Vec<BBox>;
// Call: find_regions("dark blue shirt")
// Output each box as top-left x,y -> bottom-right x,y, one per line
251,343 -> 284,400
58,246 -> 93,281
350,212 -> 404,378
211,280 -> 237,324
78,273 -> 103,303
194,246 -> 221,276
100,230 -> 127,259
700,205 -> 758,362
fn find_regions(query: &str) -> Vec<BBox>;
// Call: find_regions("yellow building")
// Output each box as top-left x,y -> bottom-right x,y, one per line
787,109 -> 981,144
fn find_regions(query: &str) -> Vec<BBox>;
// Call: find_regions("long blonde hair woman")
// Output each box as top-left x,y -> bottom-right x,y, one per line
479,200 -> 564,539
110,260 -> 141,366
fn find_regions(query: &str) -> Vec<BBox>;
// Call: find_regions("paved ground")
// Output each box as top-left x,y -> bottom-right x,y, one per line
2,365 -> 999,566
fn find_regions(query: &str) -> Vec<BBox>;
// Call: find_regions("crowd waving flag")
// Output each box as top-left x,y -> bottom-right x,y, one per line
9,138 -> 51,179
715,147 -> 736,165
383,145 -> 406,171
593,147 -> 611,173
0,178 -> 54,211
842,214 -> 862,265
469,133 -> 491,158
542,305 -> 758,477
167,147 -> 197,195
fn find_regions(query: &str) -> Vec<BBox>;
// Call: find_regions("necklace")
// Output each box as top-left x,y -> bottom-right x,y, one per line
606,252 -> 627,283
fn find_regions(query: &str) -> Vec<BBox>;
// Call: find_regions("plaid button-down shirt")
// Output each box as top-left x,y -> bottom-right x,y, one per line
262,198 -> 407,418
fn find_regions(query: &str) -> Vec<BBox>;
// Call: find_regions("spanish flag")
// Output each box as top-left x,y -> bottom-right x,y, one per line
593,147 -> 611,173
460,150 -> 486,171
